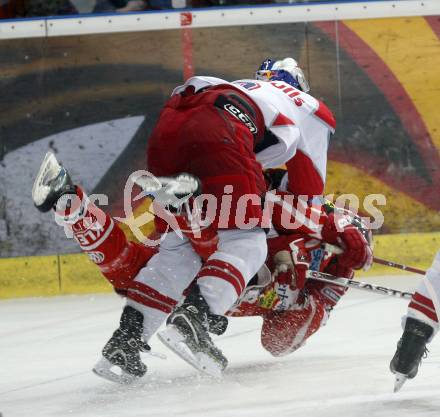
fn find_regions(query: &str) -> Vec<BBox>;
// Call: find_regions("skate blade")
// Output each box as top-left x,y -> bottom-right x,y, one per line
32,151 -> 61,207
393,372 -> 408,392
92,357 -> 142,385
145,349 -> 167,360
157,325 -> 224,379
135,174 -> 199,196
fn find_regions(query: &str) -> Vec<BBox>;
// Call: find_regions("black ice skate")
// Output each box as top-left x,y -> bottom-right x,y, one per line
93,306 -> 149,385
390,317 -> 433,392
158,286 -> 228,378
207,313 -> 229,336
32,151 -> 76,212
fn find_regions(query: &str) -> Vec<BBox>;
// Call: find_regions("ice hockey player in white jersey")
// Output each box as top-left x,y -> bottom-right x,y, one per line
171,57 -> 335,196
390,250 -> 440,391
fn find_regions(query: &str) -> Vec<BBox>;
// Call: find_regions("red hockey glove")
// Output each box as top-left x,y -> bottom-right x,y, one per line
321,212 -> 372,271
270,237 -> 310,290
287,238 -> 310,290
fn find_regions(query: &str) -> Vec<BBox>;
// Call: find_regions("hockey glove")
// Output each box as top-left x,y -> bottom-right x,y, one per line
321,212 -> 372,271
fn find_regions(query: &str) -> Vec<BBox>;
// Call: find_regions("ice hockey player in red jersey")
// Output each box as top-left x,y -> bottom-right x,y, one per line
226,200 -> 373,357
32,57 -> 371,382
193,161 -> 372,357
390,250 -> 440,391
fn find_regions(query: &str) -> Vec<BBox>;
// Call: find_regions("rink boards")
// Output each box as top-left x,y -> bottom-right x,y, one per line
1,231 -> 439,299
1,11 -> 440,259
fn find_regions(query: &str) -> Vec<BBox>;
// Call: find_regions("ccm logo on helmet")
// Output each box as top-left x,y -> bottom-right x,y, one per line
223,103 -> 258,134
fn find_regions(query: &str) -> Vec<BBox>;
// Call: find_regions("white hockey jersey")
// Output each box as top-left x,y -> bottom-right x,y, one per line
172,76 -> 335,190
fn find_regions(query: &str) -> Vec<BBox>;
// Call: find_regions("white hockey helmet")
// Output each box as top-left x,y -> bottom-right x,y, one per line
255,57 -> 310,93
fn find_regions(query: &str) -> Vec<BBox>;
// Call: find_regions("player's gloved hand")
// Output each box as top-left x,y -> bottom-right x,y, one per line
263,250 -> 301,311
260,237 -> 311,311
321,212 -> 372,271
272,237 -> 310,290
259,277 -> 301,312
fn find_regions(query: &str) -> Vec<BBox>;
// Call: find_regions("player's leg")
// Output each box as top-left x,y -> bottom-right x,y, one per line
96,231 -> 202,383
390,251 -> 440,390
151,94 -> 268,375
126,231 -> 202,339
198,229 -> 268,314
32,152 -> 157,291
32,152 -> 156,290
32,152 -> 170,382
160,228 -> 267,375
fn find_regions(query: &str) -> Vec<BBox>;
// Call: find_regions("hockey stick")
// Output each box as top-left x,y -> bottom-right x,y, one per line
306,270 -> 414,300
372,257 -> 426,276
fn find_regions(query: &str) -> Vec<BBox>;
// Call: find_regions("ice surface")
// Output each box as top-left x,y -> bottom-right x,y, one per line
1,275 -> 440,417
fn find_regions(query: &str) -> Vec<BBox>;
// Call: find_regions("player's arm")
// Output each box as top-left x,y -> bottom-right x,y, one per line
269,191 -> 372,273
171,76 -> 231,96
255,124 -> 300,168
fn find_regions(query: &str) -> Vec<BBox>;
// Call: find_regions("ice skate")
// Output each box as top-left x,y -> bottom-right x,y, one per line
207,313 -> 229,336
32,151 -> 76,212
93,306 -> 149,385
135,172 -> 201,209
390,317 -> 433,392
158,286 -> 228,378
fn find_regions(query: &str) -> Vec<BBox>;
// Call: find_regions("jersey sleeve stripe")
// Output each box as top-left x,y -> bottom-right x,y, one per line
314,101 -> 336,132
